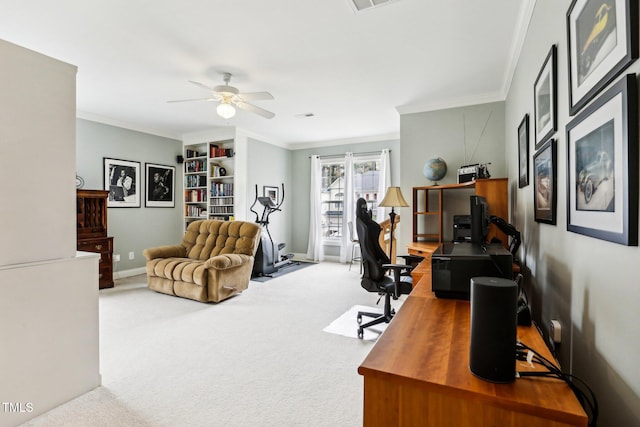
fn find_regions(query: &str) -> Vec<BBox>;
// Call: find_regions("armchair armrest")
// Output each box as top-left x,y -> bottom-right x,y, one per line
143,245 -> 187,261
203,253 -> 253,270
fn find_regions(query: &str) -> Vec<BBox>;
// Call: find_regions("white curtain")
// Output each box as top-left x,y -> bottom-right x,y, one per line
376,148 -> 391,221
340,152 -> 355,263
306,155 -> 324,262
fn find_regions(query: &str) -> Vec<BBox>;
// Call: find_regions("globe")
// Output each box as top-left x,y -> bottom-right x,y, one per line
423,158 -> 447,183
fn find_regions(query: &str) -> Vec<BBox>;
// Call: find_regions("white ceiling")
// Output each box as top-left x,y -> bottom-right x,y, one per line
0,0 -> 534,147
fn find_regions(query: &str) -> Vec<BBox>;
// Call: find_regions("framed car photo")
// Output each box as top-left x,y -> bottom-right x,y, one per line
517,114 -> 530,188
534,45 -> 557,147
533,139 -> 557,225
566,0 -> 638,115
565,74 -> 638,245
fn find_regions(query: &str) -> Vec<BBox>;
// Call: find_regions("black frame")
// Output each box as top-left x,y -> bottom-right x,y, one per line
534,45 -> 557,147
567,0 -> 638,115
145,163 -> 175,208
104,157 -> 141,208
565,74 -> 638,245
518,114 -> 530,188
533,139 -> 557,225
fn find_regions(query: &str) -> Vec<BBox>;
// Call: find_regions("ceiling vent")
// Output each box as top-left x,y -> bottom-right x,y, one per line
347,0 -> 398,13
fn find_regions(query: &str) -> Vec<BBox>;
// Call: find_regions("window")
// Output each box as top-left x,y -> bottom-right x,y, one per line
320,155 -> 382,242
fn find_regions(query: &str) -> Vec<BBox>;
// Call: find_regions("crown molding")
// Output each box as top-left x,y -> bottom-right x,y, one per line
76,111 -> 181,140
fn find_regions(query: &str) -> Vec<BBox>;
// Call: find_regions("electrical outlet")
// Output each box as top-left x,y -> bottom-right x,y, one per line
550,319 -> 562,344
114,254 -> 120,262
128,251 -> 135,260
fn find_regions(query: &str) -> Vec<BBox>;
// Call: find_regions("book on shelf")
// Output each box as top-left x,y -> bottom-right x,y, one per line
211,165 -> 229,177
209,145 -> 234,158
211,182 -> 234,197
185,204 -> 206,217
185,189 -> 207,202
185,159 -> 206,173
185,149 -> 200,158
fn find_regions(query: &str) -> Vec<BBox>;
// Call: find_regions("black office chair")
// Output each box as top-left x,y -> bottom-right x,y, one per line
354,198 -> 422,339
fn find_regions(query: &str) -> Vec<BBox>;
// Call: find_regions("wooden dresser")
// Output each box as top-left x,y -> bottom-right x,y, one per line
76,190 -> 114,289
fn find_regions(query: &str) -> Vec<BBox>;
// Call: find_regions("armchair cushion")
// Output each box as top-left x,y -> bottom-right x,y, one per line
143,220 -> 261,303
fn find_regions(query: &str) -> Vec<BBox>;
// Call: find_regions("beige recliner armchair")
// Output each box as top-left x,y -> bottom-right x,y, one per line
143,220 -> 261,303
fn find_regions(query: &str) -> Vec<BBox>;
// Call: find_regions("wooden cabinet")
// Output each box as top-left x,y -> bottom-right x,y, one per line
184,139 -> 235,230
412,178 -> 508,246
76,190 -> 114,289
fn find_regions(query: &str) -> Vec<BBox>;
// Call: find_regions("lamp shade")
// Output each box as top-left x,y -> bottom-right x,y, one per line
217,102 -> 236,119
379,186 -> 409,207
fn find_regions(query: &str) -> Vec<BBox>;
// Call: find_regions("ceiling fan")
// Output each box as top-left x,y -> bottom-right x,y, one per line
169,72 -> 275,119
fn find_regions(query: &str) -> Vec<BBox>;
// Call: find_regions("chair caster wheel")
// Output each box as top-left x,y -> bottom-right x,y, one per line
357,328 -> 364,339
357,314 -> 362,324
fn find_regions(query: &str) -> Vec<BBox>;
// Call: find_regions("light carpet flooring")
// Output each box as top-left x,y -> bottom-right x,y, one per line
20,261 -> 404,427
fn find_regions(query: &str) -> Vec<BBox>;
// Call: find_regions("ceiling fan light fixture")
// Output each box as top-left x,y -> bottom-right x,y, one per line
217,102 -> 236,119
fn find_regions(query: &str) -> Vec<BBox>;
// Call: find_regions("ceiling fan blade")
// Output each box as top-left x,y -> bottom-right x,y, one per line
239,91 -> 274,101
188,80 -> 216,92
167,97 -> 217,103
236,101 -> 275,119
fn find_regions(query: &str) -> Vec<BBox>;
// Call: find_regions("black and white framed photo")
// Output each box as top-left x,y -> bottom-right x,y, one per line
566,74 -> 638,245
567,0 -> 638,115
145,163 -> 175,208
104,158 -> 141,208
518,114 -> 530,188
533,139 -> 557,225
263,185 -> 279,206
534,45 -> 557,147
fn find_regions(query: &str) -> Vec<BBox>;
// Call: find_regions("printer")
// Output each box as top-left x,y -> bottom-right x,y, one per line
431,242 -> 512,299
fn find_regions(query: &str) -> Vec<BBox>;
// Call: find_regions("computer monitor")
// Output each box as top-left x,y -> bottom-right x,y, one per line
470,195 -> 489,245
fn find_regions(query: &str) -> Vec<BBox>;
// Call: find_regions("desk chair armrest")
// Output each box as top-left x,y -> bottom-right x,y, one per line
382,263 -> 413,298
382,263 -> 413,271
398,254 -> 424,269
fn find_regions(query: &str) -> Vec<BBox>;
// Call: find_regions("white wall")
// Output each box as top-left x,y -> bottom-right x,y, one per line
505,1 -> 640,425
0,39 -> 76,266
0,39 -> 100,427
0,255 -> 101,427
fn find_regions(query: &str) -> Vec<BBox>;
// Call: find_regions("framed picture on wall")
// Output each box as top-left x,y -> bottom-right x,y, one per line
534,45 -> 557,147
104,157 -> 141,208
518,114 -> 530,188
565,74 -> 638,245
145,163 -> 175,208
263,185 -> 279,206
533,139 -> 557,224
566,0 -> 638,115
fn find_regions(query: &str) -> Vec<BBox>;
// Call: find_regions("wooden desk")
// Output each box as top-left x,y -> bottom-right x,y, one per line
406,242 -> 439,285
358,273 -> 588,427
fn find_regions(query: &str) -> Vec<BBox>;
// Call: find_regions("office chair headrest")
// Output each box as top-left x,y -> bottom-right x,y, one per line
356,198 -> 370,221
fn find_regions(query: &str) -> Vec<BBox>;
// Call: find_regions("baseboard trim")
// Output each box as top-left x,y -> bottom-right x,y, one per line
113,267 -> 146,280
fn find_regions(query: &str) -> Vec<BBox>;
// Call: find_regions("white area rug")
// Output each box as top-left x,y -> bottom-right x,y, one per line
323,304 -> 387,340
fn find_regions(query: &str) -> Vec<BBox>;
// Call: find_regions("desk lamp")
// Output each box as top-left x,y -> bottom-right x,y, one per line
378,186 -> 409,260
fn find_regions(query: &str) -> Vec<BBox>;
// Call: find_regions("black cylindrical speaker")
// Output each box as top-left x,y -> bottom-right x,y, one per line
176,155 -> 184,164
469,276 -> 518,383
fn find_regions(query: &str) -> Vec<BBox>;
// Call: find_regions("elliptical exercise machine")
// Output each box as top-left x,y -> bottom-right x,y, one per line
250,183 -> 294,277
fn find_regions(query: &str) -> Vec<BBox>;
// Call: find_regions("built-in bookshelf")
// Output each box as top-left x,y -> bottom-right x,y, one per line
183,139 -> 235,229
